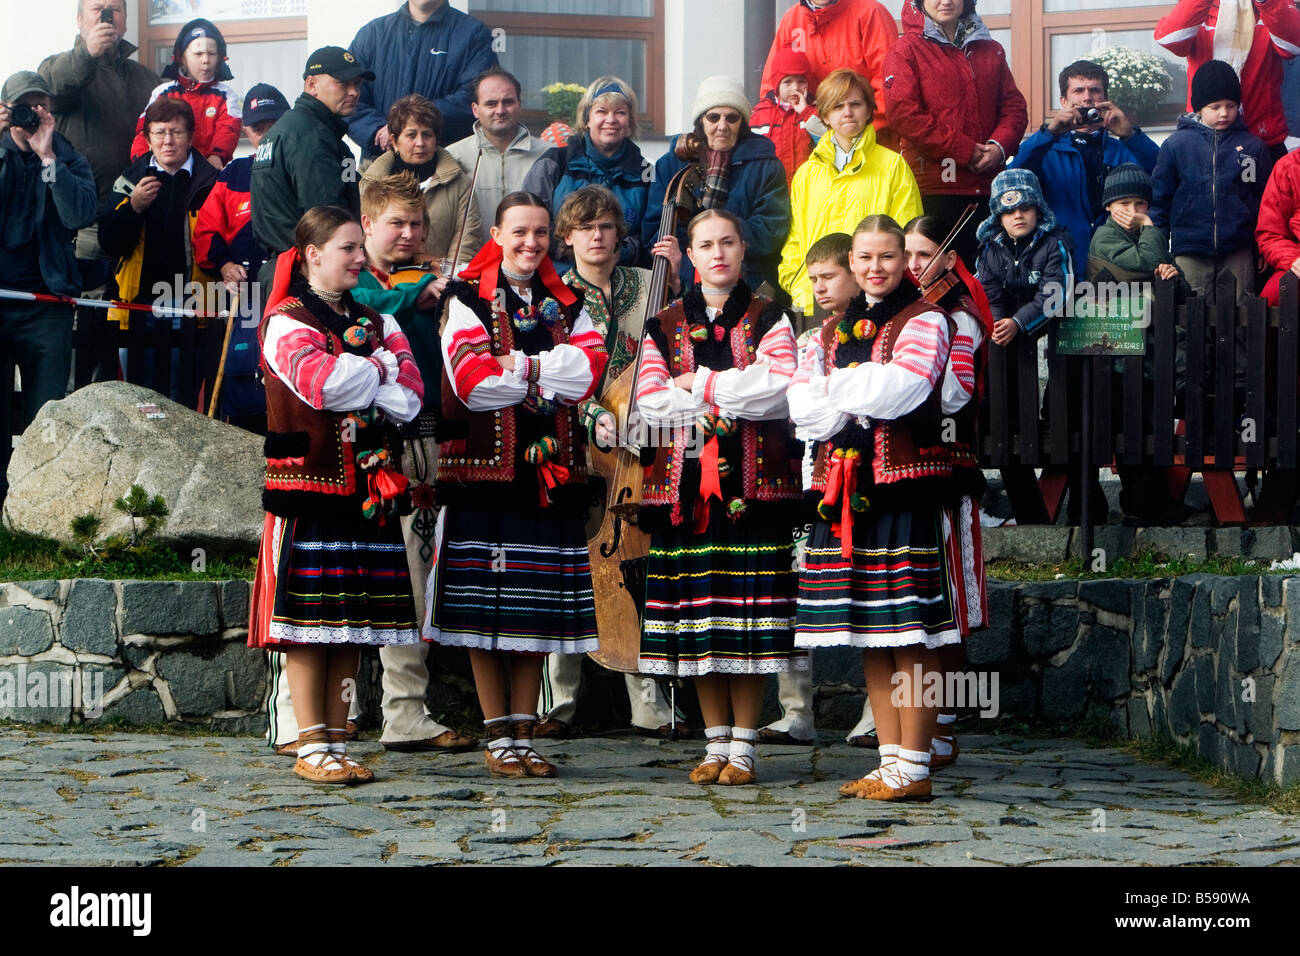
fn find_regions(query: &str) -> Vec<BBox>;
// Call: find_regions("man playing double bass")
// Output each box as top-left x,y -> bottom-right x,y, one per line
534,184 -> 685,738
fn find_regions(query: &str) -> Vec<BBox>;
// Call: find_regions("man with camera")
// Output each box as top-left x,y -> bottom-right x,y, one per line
1010,60 -> 1159,256
0,71 -> 97,501
38,0 -> 159,274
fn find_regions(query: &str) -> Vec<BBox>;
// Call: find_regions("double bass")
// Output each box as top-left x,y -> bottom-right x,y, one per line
585,165 -> 702,673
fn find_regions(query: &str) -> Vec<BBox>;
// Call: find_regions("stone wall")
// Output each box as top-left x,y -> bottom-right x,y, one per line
2,574 -> 1297,787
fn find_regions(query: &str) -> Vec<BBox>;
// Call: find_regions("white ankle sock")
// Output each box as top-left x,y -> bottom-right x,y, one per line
867,743 -> 900,780
883,747 -> 931,788
729,727 -> 757,770
703,724 -> 731,764
933,713 -> 957,755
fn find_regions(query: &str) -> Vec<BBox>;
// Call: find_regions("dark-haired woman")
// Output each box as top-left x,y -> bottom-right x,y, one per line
248,206 -> 424,785
903,213 -> 994,771
789,215 -> 960,801
361,93 -> 482,266
426,192 -> 608,779
643,76 -> 791,294
632,208 -> 804,786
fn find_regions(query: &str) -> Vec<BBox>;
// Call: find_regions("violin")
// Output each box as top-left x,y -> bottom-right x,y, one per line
915,203 -> 978,304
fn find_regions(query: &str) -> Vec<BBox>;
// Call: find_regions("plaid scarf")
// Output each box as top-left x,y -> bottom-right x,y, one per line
700,148 -> 732,210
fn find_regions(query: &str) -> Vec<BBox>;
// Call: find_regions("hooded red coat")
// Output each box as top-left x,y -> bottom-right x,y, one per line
881,0 -> 1027,196
759,0 -> 899,140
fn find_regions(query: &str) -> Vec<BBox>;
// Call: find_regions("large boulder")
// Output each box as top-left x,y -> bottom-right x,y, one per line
4,382 -> 263,551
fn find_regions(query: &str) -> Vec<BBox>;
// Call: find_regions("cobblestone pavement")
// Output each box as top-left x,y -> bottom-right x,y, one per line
1,730 -> 1296,866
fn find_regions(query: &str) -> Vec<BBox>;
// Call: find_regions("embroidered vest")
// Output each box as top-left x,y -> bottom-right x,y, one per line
261,298 -> 404,518
436,280 -> 587,487
809,298 -> 956,493
641,294 -> 801,523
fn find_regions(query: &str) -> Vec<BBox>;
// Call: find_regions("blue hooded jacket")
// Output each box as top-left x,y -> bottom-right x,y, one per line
976,169 -> 1076,339
1150,113 -> 1272,258
347,3 -> 498,158
643,132 -> 791,293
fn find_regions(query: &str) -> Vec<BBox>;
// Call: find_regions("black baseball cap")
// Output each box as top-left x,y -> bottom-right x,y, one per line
243,83 -> 290,125
303,46 -> 374,82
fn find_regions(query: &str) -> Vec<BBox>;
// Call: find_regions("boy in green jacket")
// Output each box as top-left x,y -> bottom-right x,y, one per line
1087,163 -> 1190,526
1086,163 -> 1178,283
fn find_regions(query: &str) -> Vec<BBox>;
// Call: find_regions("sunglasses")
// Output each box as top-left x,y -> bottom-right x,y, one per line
705,111 -> 742,125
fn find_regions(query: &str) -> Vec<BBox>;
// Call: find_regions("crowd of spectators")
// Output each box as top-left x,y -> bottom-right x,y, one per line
6,0 -> 1300,527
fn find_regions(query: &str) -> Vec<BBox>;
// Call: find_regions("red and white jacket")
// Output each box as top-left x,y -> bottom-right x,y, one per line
1155,0 -> 1300,147
131,76 -> 242,164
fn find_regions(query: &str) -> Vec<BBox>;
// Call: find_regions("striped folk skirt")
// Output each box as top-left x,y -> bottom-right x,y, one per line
426,506 -> 599,654
640,501 -> 805,677
795,505 -> 960,650
248,512 -> 420,648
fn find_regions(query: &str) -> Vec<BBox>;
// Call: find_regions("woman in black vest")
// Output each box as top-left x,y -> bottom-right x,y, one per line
789,214 -> 961,801
632,208 -> 804,786
428,192 -> 608,779
248,205 -> 424,785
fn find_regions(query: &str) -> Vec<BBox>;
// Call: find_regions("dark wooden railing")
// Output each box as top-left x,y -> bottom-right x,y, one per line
983,272 -> 1300,525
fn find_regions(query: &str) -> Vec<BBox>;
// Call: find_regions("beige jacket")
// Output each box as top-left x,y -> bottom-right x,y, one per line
446,122 -> 549,232
362,147 -> 483,265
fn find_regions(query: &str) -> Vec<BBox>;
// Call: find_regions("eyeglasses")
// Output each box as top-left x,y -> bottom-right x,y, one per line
705,111 -> 742,125
148,127 -> 189,141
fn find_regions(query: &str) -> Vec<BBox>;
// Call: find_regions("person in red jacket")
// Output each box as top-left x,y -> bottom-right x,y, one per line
129,18 -> 240,169
1257,147 -> 1300,303
1156,0 -> 1300,159
194,84 -> 290,431
882,0 -> 1027,267
750,47 -> 825,184
760,0 -> 899,147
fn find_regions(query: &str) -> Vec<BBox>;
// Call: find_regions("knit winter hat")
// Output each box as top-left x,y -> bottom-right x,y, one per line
976,168 -> 1057,241
163,18 -> 232,82
690,76 -> 752,125
769,48 -> 817,98
1191,59 -> 1241,111
1102,163 -> 1153,207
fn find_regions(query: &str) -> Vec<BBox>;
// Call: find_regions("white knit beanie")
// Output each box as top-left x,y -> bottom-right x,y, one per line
690,75 -> 752,125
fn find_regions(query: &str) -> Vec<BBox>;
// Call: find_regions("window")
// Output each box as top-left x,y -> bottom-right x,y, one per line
468,0 -> 666,135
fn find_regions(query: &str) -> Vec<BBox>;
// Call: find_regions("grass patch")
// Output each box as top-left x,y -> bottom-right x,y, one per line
987,549 -> 1274,582
0,525 -> 255,581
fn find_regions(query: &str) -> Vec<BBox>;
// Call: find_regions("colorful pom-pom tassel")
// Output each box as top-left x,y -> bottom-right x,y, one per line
714,417 -> 737,438
716,457 -> 732,478
343,326 -> 367,347
360,497 -> 379,520
853,319 -> 876,341
816,500 -> 835,521
850,493 -> 869,512
539,297 -> 562,326
695,413 -> 718,437
689,323 -> 709,343
727,497 -> 747,519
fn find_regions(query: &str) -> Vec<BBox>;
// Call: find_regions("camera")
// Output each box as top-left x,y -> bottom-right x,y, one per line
10,102 -> 40,132
100,7 -> 115,24
1077,106 -> 1102,125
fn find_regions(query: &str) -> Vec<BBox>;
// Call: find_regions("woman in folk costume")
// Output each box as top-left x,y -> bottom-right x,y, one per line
248,205 -> 424,785
789,214 -> 960,801
426,191 -> 608,778
633,208 -> 804,786
532,184 -> 683,738
903,213 -> 994,771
